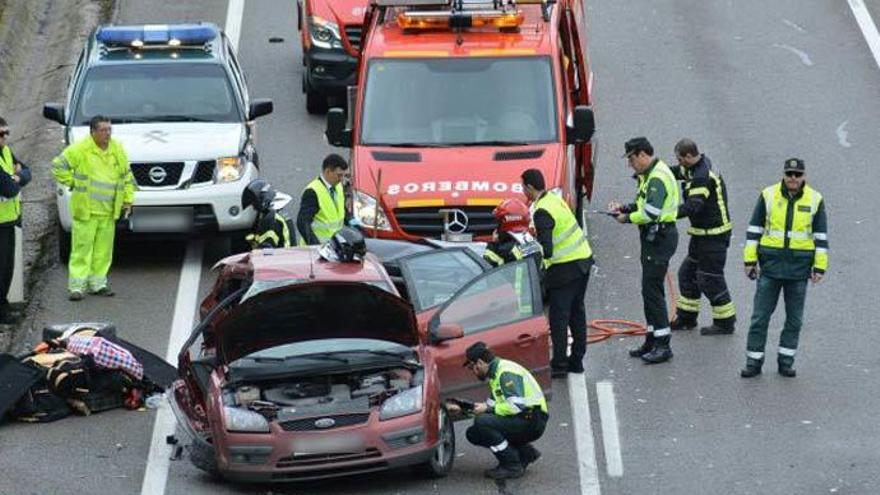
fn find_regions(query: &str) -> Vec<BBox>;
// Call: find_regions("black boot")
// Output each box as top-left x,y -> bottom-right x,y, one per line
629,334 -> 655,358
778,361 -> 797,378
518,444 -> 542,469
641,336 -> 672,364
740,359 -> 763,378
484,447 -> 524,480
567,355 -> 584,374
700,316 -> 735,335
669,311 -> 698,331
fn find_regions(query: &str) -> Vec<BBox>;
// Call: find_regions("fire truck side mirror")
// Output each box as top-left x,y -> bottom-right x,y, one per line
325,107 -> 352,148
567,105 -> 595,144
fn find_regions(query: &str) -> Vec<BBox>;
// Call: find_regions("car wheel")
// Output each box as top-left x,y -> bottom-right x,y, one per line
189,439 -> 219,476
417,407 -> 455,478
58,223 -> 71,264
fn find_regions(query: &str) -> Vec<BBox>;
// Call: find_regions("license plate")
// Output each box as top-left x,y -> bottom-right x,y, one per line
128,206 -> 194,233
293,434 -> 365,455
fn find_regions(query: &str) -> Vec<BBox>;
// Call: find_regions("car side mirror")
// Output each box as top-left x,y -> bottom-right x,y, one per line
248,98 -> 274,120
43,103 -> 65,125
326,107 -> 352,148
566,105 -> 595,144
431,322 -> 464,344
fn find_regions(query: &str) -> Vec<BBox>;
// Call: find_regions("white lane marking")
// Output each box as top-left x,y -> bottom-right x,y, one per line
772,43 -> 813,66
596,381 -> 623,477
782,18 -> 807,33
568,373 -> 601,495
836,121 -> 852,148
225,0 -> 246,50
140,241 -> 204,495
848,0 -> 880,69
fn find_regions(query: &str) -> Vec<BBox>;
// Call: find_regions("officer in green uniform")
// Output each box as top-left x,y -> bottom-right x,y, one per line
741,158 -> 828,378
609,137 -> 681,364
0,116 -> 32,324
296,154 -> 348,245
51,116 -> 134,301
447,342 -> 548,480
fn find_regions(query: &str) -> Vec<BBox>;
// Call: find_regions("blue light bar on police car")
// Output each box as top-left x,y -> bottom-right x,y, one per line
96,24 -> 218,47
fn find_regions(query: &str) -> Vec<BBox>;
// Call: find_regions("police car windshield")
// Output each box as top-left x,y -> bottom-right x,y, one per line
73,63 -> 241,125
361,57 -> 558,146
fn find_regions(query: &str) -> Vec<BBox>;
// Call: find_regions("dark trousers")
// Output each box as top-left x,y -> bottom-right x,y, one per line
0,225 -> 15,315
676,236 -> 735,322
746,275 -> 808,367
547,271 -> 590,369
640,226 -> 678,334
466,411 -> 548,452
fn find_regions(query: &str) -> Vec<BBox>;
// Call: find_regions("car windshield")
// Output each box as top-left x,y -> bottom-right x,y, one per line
72,63 -> 241,125
403,250 -> 485,311
361,57 -> 558,146
233,338 -> 415,367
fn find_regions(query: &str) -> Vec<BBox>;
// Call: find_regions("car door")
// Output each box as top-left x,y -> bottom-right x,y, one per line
425,259 -> 550,402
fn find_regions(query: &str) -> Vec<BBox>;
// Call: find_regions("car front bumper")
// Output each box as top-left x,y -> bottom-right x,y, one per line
303,46 -> 357,95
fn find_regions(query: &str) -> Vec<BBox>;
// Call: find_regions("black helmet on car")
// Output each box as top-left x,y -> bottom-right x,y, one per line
319,227 -> 366,262
241,179 -> 275,214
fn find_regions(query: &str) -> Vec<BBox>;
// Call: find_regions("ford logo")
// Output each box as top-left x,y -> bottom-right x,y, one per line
314,417 -> 336,429
148,166 -> 167,184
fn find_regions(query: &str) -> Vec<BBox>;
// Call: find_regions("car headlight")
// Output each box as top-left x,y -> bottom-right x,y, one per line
380,385 -> 423,421
353,189 -> 392,231
215,156 -> 245,183
224,406 -> 270,433
308,16 -> 342,49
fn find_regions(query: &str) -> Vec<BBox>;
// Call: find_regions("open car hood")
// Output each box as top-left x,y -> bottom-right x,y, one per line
213,281 -> 419,363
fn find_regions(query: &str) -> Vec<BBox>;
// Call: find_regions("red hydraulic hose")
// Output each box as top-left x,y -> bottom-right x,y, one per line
586,272 -> 678,345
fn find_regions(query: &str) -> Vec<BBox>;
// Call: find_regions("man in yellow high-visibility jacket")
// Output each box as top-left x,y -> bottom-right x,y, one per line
51,116 -> 134,301
0,116 -> 32,324
296,153 -> 348,245
741,158 -> 828,378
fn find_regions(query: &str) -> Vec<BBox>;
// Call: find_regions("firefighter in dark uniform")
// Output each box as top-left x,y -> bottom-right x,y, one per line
668,139 -> 736,335
609,137 -> 680,364
521,169 -> 593,377
483,198 -> 543,269
447,342 -> 548,480
241,179 -> 293,249
741,158 -> 827,378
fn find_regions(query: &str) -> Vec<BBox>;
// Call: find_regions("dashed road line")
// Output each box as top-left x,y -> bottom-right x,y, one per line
848,0 -> 880,69
568,373 -> 602,495
596,381 -> 623,477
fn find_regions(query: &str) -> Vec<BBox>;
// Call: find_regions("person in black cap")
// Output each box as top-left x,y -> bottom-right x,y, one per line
608,137 -> 680,364
446,341 -> 549,480
740,158 -> 827,378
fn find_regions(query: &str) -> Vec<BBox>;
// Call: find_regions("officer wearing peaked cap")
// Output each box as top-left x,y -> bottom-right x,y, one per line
741,158 -> 828,378
609,137 -> 681,364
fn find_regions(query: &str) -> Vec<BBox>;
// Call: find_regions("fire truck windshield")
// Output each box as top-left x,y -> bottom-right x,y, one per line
360,57 -> 558,147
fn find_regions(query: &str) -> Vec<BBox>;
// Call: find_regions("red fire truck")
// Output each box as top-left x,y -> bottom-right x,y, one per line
326,0 -> 596,241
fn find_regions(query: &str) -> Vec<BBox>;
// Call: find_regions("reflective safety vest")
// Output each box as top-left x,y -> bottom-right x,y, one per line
630,160 -> 680,225
533,192 -> 591,268
298,177 -> 344,245
51,136 -> 135,221
0,145 -> 21,224
744,183 -> 827,271
487,358 -> 548,417
685,169 -> 732,236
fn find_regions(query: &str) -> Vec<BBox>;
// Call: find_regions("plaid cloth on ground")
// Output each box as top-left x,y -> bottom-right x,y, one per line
66,335 -> 144,380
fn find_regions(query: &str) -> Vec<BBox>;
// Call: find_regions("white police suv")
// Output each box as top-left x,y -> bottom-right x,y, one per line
43,24 -> 273,258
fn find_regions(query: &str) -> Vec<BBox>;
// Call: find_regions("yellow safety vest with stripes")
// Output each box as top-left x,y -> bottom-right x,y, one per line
744,184 -> 827,271
487,358 -> 548,417
246,213 -> 292,248
0,145 -> 21,224
533,192 -> 592,268
51,136 -> 135,221
297,177 -> 344,245
684,169 -> 732,236
630,160 -> 680,224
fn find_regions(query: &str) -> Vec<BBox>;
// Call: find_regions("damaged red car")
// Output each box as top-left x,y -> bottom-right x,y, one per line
170,240 -> 550,482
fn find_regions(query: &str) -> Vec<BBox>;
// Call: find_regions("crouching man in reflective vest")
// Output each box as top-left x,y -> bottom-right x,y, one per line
447,342 -> 549,480
51,115 -> 134,301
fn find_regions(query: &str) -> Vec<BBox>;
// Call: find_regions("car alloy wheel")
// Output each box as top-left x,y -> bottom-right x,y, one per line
419,407 -> 455,478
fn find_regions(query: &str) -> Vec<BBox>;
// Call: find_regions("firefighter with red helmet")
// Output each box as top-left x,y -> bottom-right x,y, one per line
483,198 -> 543,269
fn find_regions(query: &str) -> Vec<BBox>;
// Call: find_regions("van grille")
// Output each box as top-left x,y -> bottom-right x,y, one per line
393,206 -> 496,237
130,162 -> 184,187
279,413 -> 370,432
193,160 -> 215,184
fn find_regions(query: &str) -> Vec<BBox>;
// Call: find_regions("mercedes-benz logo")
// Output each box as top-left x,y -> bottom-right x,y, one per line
314,417 -> 336,429
446,208 -> 469,234
148,166 -> 168,184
